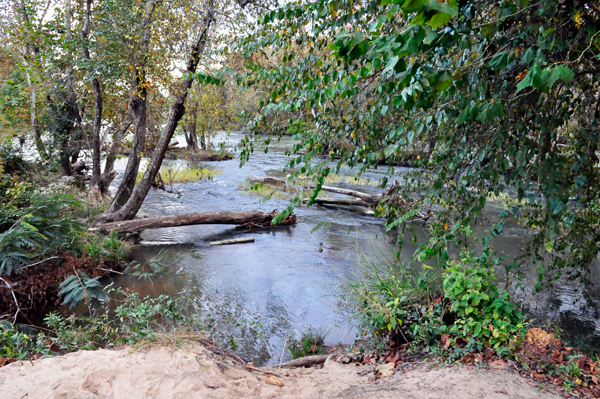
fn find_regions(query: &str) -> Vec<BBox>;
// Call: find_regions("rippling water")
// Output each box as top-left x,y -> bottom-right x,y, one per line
89,132 -> 600,363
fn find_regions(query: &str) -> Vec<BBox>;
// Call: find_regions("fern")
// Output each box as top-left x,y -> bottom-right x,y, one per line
0,222 -> 44,275
58,272 -> 104,308
0,194 -> 84,276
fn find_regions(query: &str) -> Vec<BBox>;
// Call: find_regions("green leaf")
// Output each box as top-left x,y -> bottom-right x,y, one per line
546,65 -> 574,88
544,241 -> 553,253
402,0 -> 428,13
382,55 -> 400,74
427,12 -> 452,29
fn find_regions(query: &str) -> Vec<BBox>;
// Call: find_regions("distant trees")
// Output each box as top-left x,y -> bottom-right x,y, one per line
1,0 -> 270,221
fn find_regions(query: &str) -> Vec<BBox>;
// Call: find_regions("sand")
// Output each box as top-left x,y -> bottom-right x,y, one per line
0,344 -> 563,399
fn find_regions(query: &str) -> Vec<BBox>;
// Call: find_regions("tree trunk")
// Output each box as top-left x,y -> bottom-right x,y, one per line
79,0 -> 103,194
94,209 -> 291,233
189,119 -> 200,152
102,108 -> 134,194
104,0 -> 158,212
107,83 -> 147,211
18,0 -> 47,160
23,68 -> 47,160
98,2 -> 215,223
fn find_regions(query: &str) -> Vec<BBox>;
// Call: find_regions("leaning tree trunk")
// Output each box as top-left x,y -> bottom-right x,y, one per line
98,3 -> 215,223
106,84 -> 147,212
101,113 -> 133,192
104,0 -> 158,212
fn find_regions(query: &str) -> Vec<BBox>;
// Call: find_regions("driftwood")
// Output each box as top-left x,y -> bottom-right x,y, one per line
210,236 -> 255,246
252,177 -> 381,205
278,354 -> 331,368
92,210 -> 296,233
312,198 -> 373,207
320,185 -> 381,204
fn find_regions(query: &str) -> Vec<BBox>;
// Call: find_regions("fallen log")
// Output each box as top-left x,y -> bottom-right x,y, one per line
278,354 -> 331,368
312,198 -> 373,207
251,177 -> 382,204
91,210 -> 296,233
320,185 -> 381,204
210,236 -> 255,246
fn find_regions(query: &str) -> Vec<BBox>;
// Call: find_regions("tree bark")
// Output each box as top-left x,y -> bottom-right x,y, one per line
94,210 -> 291,233
105,0 -> 158,211
98,1 -> 215,223
209,236 -> 255,246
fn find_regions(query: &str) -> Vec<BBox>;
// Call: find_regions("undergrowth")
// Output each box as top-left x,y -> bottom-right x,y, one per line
348,244 -> 525,358
0,286 -> 206,360
288,327 -> 328,359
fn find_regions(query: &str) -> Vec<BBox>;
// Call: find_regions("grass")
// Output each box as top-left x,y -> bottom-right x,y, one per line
237,177 -> 300,200
136,167 -> 222,184
288,327 -> 328,359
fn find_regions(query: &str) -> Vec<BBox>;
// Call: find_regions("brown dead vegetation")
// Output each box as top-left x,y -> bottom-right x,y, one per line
0,253 -> 121,317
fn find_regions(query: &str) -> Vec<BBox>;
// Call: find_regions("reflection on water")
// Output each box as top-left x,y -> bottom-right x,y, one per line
102,132 -> 600,364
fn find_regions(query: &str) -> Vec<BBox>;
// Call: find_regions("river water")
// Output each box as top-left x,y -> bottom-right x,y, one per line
101,132 -> 600,364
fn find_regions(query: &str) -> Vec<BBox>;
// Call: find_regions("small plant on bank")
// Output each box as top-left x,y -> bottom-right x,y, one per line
58,271 -> 104,309
288,327 -> 328,359
349,245 -> 526,358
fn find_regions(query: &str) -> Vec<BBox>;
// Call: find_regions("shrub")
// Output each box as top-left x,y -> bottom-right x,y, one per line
350,246 -> 526,356
443,250 -> 525,354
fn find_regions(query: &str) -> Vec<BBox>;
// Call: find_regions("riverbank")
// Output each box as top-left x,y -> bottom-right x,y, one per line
0,342 -> 563,399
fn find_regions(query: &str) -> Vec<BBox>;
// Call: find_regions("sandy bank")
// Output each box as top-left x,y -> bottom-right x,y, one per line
0,344 -> 562,398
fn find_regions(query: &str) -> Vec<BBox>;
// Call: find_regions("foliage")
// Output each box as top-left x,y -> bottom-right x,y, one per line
349,257 -> 444,348
238,0 -> 600,285
58,272 -> 104,309
288,327 -> 327,359
82,230 -> 131,264
1,286 -> 206,359
0,321 -> 50,360
0,194 -> 84,276
443,249 -> 525,354
349,248 -> 526,356
137,166 -> 222,184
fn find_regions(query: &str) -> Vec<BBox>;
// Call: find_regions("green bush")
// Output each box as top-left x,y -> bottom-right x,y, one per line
0,321 -> 50,360
350,247 -> 526,356
443,251 -> 525,354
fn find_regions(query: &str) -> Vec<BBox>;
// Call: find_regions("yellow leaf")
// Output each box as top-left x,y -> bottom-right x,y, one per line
444,223 -> 448,230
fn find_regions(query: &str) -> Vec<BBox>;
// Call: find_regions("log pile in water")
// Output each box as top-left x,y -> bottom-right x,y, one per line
92,210 -> 297,233
251,176 -> 432,222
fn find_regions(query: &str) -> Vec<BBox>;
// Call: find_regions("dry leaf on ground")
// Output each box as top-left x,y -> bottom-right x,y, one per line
376,362 -> 395,378
489,360 -> 508,370
265,375 -> 284,387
